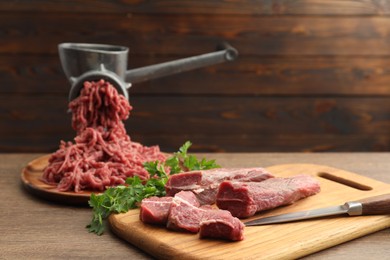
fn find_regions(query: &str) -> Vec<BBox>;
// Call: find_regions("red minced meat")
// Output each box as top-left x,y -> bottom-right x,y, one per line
165,167 -> 274,205
42,80 -> 166,192
216,174 -> 321,218
140,196 -> 173,225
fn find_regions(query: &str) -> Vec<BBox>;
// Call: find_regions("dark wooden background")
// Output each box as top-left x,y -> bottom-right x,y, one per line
1,0 -> 389,153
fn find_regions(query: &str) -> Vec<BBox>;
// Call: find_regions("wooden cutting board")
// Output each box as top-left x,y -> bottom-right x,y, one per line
109,164 -> 390,260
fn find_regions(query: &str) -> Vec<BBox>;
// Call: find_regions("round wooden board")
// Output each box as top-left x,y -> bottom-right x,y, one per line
21,154 -> 99,206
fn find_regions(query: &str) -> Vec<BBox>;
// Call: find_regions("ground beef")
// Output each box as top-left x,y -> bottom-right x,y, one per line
42,80 -> 166,192
216,174 -> 321,218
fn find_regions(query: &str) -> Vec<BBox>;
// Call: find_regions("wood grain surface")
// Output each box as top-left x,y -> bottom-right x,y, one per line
1,96 -> 388,152
2,56 -> 390,96
1,1 -> 389,153
109,163 -> 390,260
2,0 -> 390,15
1,153 -> 390,259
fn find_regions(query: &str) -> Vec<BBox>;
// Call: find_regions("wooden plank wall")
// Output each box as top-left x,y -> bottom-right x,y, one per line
0,0 -> 389,153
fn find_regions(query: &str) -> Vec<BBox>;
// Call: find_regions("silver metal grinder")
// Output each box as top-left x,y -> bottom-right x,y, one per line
58,42 -> 238,101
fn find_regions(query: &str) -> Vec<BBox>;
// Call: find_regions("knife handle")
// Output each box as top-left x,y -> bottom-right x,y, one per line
358,193 -> 390,215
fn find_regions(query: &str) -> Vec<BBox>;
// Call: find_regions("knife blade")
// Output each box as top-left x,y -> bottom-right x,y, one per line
245,193 -> 390,226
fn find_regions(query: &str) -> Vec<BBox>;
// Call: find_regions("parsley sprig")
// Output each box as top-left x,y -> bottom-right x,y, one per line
87,141 -> 219,235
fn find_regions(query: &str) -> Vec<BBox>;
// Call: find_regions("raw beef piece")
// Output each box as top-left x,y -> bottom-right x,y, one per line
216,174 -> 321,218
200,210 -> 244,241
140,196 -> 173,225
166,168 -> 274,205
167,191 -> 245,241
166,191 -> 203,233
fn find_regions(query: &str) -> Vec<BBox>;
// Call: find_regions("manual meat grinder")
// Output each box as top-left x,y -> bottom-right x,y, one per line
58,42 -> 238,101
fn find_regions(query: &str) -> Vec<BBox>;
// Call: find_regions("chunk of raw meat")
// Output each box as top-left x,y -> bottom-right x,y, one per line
200,210 -> 244,241
166,191 -> 245,241
216,175 -> 321,218
166,168 -> 274,205
139,196 -> 173,225
166,191 -> 203,233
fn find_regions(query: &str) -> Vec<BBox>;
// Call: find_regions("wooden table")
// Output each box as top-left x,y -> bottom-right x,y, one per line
1,153 -> 389,259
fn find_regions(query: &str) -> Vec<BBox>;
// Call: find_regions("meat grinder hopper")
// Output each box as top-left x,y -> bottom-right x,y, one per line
58,42 -> 238,101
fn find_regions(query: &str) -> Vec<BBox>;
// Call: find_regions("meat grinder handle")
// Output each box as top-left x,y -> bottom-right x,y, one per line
125,42 -> 238,85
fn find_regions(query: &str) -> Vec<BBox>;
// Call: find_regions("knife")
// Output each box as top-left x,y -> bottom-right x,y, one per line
245,193 -> 390,226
